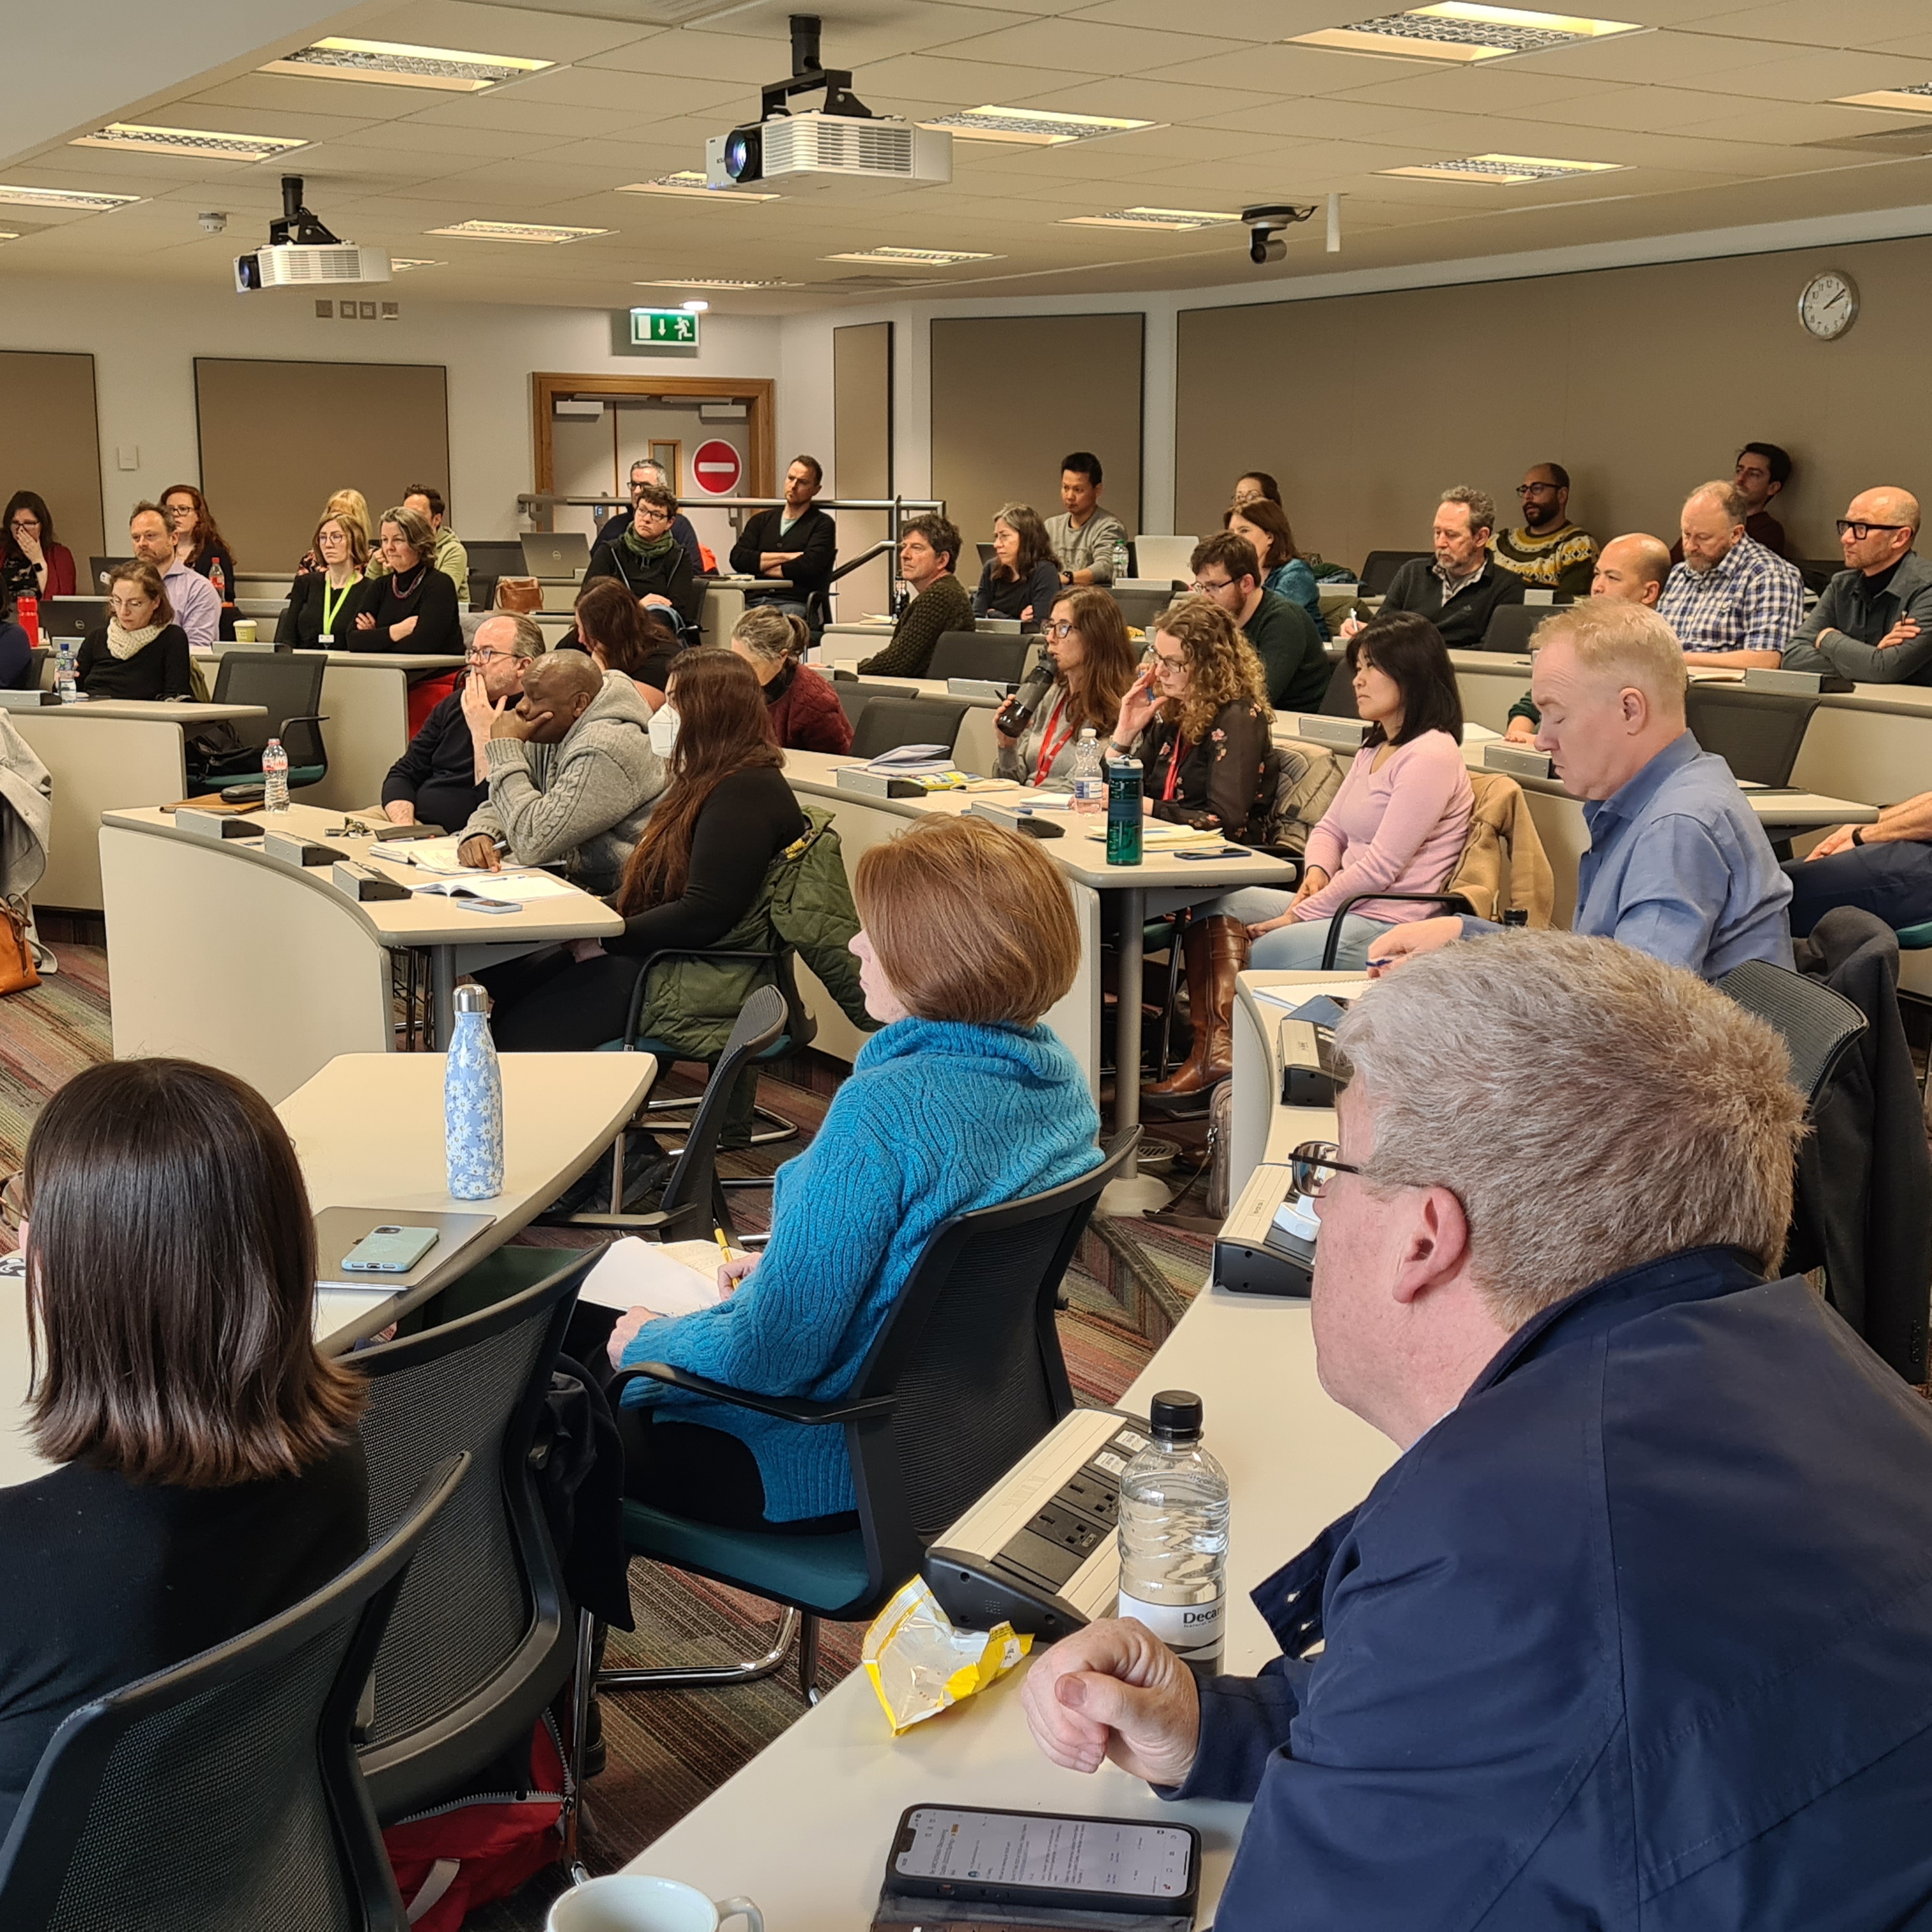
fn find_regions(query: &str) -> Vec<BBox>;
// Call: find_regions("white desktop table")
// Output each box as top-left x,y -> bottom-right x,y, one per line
0,1048 -> 652,1490
99,801 -> 622,1102
622,1016 -> 1395,1922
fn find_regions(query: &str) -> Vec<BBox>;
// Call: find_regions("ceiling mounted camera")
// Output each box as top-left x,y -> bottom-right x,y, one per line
1244,203 -> 1316,267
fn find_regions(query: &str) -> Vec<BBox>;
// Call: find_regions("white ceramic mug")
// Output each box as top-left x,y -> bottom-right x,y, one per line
547,1875 -> 763,1932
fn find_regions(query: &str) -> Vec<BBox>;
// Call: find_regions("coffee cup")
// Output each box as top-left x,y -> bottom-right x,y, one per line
547,1875 -> 763,1932
234,618 -> 257,643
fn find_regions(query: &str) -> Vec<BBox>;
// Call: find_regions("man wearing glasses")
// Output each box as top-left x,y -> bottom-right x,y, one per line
592,459 -> 704,574
1492,461 -> 1598,597
377,613 -> 543,829
1023,930 -> 1932,1928
1781,487 -> 1932,686
1188,530 -> 1327,711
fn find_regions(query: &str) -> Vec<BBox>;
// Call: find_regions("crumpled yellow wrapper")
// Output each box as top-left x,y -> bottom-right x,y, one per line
862,1577 -> 1032,1736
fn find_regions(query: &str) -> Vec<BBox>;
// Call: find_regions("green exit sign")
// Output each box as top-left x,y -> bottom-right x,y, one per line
629,307 -> 701,347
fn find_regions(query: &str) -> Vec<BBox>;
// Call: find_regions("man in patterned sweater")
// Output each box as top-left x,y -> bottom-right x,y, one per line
856,513 -> 972,678
1492,462 -> 1598,597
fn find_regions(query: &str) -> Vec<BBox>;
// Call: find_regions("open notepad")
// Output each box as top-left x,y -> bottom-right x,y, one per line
578,1237 -> 750,1317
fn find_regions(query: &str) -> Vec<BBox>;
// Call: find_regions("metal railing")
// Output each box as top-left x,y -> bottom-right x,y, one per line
516,491 -> 944,545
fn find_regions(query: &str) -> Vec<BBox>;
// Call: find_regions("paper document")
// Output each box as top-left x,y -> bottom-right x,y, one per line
866,744 -> 955,774
363,834 -> 525,876
578,1236 -> 748,1317
413,873 -> 580,904
1251,977 -> 1371,1011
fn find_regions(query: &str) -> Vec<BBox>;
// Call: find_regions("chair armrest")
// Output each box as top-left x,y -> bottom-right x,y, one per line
609,1363 -> 897,1426
621,947 -> 782,1046
1319,891 -> 1476,971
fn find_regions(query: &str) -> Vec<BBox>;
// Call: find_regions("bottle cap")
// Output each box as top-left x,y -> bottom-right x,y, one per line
454,983 -> 489,1014
1501,908 -> 1529,928
1149,1390 -> 1203,1439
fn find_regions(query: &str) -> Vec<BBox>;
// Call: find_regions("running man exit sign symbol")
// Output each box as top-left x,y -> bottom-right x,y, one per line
629,308 -> 701,346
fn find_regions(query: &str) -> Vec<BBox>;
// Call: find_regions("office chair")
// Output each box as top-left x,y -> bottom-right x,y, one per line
207,650 -> 330,791
850,696 -> 968,760
600,1130 -> 1139,1703
1683,684 -> 1819,786
1716,958 -> 1866,1112
1358,550 -> 1430,597
346,1251 -> 599,1858
13,647 -> 47,693
466,540 -> 531,613
834,679 -> 905,728
1478,604 -> 1551,655
0,1455 -> 468,1932
1317,654 -> 1361,718
926,631 -> 1031,686
1795,558 -> 1841,597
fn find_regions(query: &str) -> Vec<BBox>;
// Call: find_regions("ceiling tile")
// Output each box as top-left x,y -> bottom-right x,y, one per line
920,15 -> 1246,75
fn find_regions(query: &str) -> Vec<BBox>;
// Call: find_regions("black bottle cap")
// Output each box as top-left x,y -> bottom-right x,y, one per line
1149,1390 -> 1203,1439
1501,908 -> 1529,928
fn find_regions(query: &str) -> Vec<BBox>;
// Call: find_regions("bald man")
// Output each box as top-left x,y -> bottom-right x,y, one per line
1504,533 -> 1673,742
1781,487 -> 1932,686
1655,481 -> 1805,668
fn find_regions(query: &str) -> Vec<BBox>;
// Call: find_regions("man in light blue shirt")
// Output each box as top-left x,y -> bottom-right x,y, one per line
1369,598 -> 1792,979
129,503 -> 219,656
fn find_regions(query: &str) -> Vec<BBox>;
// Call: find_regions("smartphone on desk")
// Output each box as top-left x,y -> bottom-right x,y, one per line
341,1225 -> 440,1274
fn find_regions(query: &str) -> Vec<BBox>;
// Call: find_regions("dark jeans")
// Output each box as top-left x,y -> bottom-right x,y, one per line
1782,840 -> 1932,938
479,944 -> 644,1052
613,1404 -> 857,1536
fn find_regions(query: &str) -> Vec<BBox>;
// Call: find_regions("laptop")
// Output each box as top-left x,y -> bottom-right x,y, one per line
977,542 -> 996,566
45,595 -> 109,638
88,554 -> 134,592
520,532 -> 592,581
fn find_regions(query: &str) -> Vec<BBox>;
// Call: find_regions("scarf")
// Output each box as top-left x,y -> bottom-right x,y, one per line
107,620 -> 163,661
621,525 -> 678,565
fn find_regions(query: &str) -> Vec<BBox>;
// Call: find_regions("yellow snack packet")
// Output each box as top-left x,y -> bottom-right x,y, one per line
861,1577 -> 1032,1737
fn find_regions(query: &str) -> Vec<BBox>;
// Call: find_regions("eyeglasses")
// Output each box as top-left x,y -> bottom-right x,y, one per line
1288,1139 -> 1364,1199
1516,482 -> 1559,497
468,647 -> 518,664
1190,576 -> 1234,595
7,519 -> 38,534
1153,652 -> 1186,673
1837,519 -> 1910,540
1043,620 -> 1076,640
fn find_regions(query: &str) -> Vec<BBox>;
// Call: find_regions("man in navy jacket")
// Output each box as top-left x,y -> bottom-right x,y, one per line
1024,930 -> 1932,1928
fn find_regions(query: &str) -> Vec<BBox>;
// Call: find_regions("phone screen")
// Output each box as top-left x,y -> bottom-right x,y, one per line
896,1809 -> 1192,1901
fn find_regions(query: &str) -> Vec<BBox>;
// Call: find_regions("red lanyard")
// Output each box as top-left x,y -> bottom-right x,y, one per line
1034,693 -> 1075,786
1162,732 -> 1184,801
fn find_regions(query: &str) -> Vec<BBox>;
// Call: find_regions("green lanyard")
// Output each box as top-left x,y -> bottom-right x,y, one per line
321,573 -> 358,638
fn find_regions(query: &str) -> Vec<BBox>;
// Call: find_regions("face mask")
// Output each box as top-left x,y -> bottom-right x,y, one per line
648,703 -> 680,759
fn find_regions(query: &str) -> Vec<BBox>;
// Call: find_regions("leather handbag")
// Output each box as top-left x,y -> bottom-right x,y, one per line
494,576 -> 543,615
0,897 -> 41,997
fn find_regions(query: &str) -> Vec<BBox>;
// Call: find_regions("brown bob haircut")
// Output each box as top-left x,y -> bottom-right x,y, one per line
105,558 -> 175,629
855,815 -> 1078,1030
22,1059 -> 365,1487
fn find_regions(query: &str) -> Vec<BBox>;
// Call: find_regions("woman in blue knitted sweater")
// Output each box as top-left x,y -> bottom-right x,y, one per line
608,812 -> 1102,1529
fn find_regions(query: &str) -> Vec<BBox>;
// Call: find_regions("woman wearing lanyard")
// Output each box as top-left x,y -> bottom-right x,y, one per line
277,512 -> 367,647
993,588 -> 1138,788
1109,596 -> 1273,1110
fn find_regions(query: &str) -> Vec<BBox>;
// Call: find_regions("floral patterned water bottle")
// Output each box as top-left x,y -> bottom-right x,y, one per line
445,984 -> 503,1199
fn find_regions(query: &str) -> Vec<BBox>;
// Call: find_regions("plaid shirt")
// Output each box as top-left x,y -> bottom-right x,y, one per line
1657,536 -> 1804,654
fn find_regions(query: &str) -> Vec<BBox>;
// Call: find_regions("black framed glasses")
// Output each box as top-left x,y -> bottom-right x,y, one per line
1043,619 -> 1076,639
1836,519 -> 1908,540
1289,1139 -> 1363,1198
1190,576 -> 1234,595
1516,482 -> 1558,497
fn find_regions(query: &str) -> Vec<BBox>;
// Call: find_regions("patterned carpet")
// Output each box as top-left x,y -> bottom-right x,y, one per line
0,944 -> 1218,1929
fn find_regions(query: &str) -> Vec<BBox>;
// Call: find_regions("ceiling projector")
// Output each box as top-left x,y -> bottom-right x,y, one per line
235,175 -> 390,291
705,14 -> 950,192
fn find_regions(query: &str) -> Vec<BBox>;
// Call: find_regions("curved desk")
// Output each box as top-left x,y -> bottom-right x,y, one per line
100,801 -> 621,1102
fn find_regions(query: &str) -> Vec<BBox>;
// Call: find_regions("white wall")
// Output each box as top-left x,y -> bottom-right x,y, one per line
0,273 -> 782,546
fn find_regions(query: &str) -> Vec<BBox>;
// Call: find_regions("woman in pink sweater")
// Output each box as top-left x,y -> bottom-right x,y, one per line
1218,610 -> 1474,971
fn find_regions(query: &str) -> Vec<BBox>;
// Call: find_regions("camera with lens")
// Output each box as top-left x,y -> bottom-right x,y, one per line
1243,204 -> 1313,269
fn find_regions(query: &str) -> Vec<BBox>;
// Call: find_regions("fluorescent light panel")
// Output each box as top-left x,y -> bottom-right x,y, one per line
635,277 -> 799,288
73,123 -> 307,162
1835,84 -> 1932,113
263,37 -> 551,92
1062,206 -> 1239,231
427,220 -> 609,243
823,247 -> 1002,264
619,173 -> 779,203
1292,4 -> 1643,62
0,183 -> 141,210
1382,152 -> 1623,182
389,258 -> 443,271
919,105 -> 1160,145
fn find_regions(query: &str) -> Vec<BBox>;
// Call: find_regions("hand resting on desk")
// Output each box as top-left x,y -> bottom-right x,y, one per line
1020,1618 -> 1201,1790
1364,914 -> 1465,976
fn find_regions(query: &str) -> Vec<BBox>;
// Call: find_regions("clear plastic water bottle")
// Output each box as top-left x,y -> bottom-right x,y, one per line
1112,536 -> 1131,583
261,737 -> 290,812
1105,753 -> 1143,866
1070,727 -> 1106,813
54,640 -> 77,703
445,983 -> 504,1199
1117,1391 -> 1229,1681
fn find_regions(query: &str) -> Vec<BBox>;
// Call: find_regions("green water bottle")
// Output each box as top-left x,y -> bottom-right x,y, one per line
1107,755 -> 1143,866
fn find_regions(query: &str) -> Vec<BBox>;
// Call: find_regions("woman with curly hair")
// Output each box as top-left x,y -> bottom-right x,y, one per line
1106,595 -> 1273,1107
160,483 -> 239,641
972,502 -> 1061,629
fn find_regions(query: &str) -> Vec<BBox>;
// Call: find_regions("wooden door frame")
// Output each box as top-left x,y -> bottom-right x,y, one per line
531,373 -> 775,508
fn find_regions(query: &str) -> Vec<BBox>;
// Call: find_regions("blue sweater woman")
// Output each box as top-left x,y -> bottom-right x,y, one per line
1267,557 -> 1326,637
620,1015 -> 1101,1522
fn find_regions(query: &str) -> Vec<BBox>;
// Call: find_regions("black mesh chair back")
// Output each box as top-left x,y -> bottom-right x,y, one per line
211,650 -> 329,767
0,1455 -> 467,1932
1109,584 -> 1181,631
16,647 -> 47,693
651,985 -> 787,1234
1317,654 -> 1360,717
348,1251 -> 598,1820
926,632 -> 1031,686
850,696 -> 969,760
1478,603 -> 1552,655
835,679 -> 908,728
1717,959 -> 1867,1110
1359,550 -> 1430,596
1796,558 -> 1841,596
1683,684 -> 1818,786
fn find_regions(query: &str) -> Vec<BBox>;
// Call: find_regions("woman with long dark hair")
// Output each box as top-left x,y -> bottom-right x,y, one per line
160,483 -> 239,642
972,502 -> 1061,629
576,576 -> 682,708
0,491 -> 76,606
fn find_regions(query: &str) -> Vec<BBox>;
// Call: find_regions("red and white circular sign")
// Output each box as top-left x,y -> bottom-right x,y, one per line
691,440 -> 744,495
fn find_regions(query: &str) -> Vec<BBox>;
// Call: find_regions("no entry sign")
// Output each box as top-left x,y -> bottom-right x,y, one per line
692,440 -> 744,495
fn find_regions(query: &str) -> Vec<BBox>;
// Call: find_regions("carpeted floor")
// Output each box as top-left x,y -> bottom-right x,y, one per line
0,942 -> 1220,1930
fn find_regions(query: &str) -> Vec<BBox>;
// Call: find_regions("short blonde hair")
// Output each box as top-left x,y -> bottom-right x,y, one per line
1335,930 -> 1805,1330
378,503 -> 435,558
325,489 -> 371,542
1531,596 -> 1687,717
855,815 -> 1078,1029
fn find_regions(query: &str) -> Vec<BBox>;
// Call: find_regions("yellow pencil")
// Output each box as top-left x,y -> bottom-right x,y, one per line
714,1225 -> 733,1265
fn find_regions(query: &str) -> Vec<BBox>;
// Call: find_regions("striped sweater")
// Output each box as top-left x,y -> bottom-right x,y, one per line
1493,523 -> 1598,597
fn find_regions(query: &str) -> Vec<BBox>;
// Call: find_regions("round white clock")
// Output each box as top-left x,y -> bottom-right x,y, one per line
1799,270 -> 1859,341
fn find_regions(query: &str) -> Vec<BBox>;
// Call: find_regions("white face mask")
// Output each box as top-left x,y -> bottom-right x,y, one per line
648,703 -> 680,759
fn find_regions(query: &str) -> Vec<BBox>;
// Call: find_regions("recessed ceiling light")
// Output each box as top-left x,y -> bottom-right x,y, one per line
1382,152 -> 1623,182
427,220 -> 610,244
262,37 -> 552,93
681,299 -> 709,312
389,258 -> 444,271
0,183 -> 142,211
1835,83 -> 1932,114
1061,206 -> 1240,231
919,106 -> 1160,146
634,277 -> 799,289
1291,4 -> 1644,63
0,232 -> 17,242
619,172 -> 780,203
72,123 -> 308,163
823,247 -> 1002,265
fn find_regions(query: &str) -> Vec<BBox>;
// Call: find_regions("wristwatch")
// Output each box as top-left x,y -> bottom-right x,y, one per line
1852,827 -> 1867,847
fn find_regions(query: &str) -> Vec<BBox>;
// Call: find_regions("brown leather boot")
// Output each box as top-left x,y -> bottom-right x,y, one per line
1141,915 -> 1248,1109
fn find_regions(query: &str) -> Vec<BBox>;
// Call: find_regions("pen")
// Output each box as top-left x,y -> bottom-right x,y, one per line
714,1225 -> 733,1266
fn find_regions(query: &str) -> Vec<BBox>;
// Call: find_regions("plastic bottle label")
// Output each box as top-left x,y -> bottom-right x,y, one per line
1115,1589 -> 1224,1660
